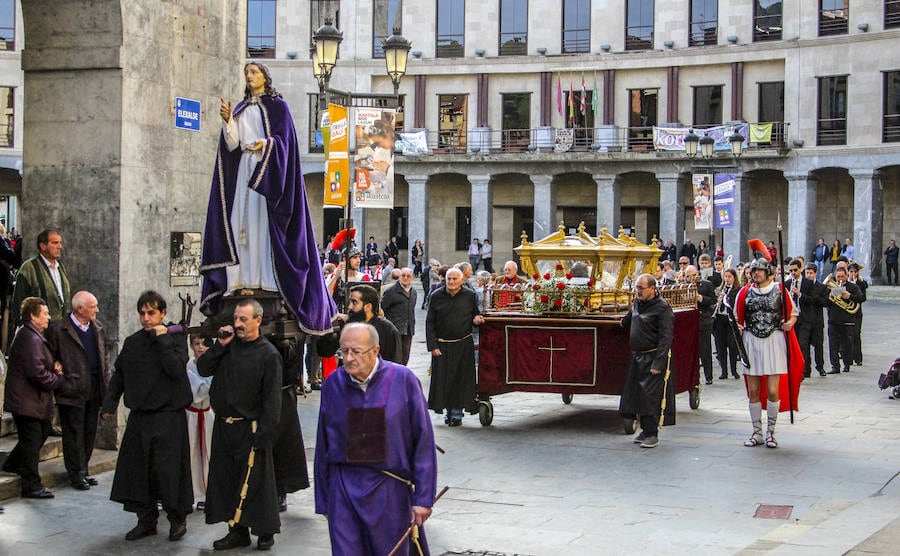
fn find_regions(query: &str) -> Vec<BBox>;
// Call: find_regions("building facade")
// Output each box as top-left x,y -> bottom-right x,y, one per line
244,0 -> 900,280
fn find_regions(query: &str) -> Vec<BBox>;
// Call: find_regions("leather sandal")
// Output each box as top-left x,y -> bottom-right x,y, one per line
744,434 -> 764,447
765,433 -> 778,449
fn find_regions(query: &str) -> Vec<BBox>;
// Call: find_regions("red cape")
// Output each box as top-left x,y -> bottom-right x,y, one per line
735,283 -> 804,412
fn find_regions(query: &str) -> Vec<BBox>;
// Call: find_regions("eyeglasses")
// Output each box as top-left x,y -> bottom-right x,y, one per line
634,284 -> 653,291
678,262 -> 688,266
337,346 -> 376,358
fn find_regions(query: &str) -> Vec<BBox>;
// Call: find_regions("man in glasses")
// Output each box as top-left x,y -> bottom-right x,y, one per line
199,299 -> 282,550
619,274 -> 675,448
315,322 -> 437,556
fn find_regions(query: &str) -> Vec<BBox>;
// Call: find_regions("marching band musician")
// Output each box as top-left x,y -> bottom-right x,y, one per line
713,269 -> 742,380
825,266 -> 864,374
734,254 -> 804,449
784,260 -> 829,378
847,263 -> 868,366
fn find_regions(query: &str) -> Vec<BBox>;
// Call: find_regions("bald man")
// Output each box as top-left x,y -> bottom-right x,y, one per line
46,291 -> 110,490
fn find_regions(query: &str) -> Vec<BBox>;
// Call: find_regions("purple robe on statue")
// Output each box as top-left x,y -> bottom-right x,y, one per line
200,94 -> 336,334
314,359 -> 437,556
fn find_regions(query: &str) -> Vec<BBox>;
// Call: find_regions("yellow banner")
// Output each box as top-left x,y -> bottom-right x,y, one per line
749,123 -> 773,144
324,103 -> 349,208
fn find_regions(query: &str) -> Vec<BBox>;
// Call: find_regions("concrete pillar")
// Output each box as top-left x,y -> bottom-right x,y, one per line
350,205 -> 366,241
21,1 -> 244,447
724,174 -> 752,262
850,169 -> 884,282
531,174 -> 557,240
469,174 -> 493,243
406,174 -> 429,266
786,173 -> 817,260
594,173 -> 620,234
657,174 -> 684,246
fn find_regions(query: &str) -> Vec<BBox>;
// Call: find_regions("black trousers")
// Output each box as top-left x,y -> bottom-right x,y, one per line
4,414 -> 52,493
399,334 -> 413,366
887,262 -> 898,285
699,316 -> 714,381
482,258 -> 494,273
713,314 -> 738,377
640,415 -> 659,437
795,323 -> 825,374
851,312 -> 864,364
828,322 -> 854,371
58,377 -> 102,482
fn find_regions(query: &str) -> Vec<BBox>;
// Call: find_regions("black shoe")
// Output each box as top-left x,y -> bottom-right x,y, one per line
843,368 -> 850,373
257,535 -> 275,551
705,379 -> 713,385
718,374 -> 728,380
70,478 -> 90,491
49,427 -> 63,437
449,418 -> 462,427
85,476 -> 98,486
125,522 -> 158,541
818,370 -> 827,377
828,369 -> 841,375
279,494 -> 287,512
196,501 -> 206,511
732,373 -> 741,379
803,372 -> 811,378
22,488 -> 54,499
169,520 -> 187,541
213,529 -> 251,550
310,382 -> 321,391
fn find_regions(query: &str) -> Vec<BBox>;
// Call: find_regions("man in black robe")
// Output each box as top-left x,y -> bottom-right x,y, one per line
426,267 -> 484,426
199,298 -> 282,551
101,291 -> 192,542
269,336 -> 310,513
619,274 -> 675,448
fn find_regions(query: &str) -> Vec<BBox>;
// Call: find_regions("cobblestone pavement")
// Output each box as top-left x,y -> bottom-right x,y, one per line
1,292 -> 898,555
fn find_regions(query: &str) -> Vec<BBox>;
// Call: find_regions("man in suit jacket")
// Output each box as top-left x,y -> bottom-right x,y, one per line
381,268 -> 418,365
683,265 -> 717,384
785,260 -> 828,377
46,291 -> 110,489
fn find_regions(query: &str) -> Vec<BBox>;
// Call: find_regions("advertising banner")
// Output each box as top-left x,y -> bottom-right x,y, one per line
653,123 -> 750,151
354,108 -> 396,209
692,174 -> 713,230
713,174 -> 736,229
324,103 -> 349,208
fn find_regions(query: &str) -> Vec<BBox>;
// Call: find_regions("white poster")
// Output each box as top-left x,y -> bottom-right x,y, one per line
353,108 -> 396,209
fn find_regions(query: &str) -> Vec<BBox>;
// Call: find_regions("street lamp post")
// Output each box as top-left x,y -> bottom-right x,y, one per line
313,20 -> 411,308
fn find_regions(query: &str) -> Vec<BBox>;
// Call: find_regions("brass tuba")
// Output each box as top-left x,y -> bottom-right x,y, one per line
822,273 -> 860,314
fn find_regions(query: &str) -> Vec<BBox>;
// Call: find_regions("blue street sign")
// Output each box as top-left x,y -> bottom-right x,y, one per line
175,97 -> 201,131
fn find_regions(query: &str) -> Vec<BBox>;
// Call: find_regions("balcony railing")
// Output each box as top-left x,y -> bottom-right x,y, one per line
391,122 -> 789,156
817,118 -> 846,146
884,114 -> 900,143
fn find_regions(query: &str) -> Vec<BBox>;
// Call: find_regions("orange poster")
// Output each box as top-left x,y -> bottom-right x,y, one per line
324,103 -> 349,207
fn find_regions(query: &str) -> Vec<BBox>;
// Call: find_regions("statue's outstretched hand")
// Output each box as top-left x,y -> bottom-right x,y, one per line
220,98 -> 232,122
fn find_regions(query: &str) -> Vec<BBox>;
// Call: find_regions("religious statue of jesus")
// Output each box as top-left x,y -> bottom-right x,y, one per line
200,62 -> 335,334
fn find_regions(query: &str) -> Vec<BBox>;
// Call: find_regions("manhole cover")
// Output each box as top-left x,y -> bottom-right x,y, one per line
754,504 -> 793,519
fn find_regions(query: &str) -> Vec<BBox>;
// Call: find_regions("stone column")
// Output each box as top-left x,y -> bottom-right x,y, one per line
851,169 -> 884,281
723,174 -> 752,262
657,174 -> 684,246
406,175 -> 429,266
469,174 -> 493,243
21,1 -> 244,447
531,174 -> 556,240
594,173 -> 620,233
785,173 -> 817,260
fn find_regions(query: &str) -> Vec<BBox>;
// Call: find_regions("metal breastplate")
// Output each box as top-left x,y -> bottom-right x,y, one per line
745,287 -> 782,338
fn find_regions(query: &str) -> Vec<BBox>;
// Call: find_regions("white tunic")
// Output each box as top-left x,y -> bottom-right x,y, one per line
186,359 -> 214,500
741,282 -> 799,376
223,102 -> 278,292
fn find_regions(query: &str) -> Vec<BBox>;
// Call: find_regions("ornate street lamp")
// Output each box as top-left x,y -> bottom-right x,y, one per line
684,129 -> 700,158
310,43 -> 324,90
699,134 -> 715,159
729,131 -> 745,158
382,28 -> 411,99
313,18 -> 343,86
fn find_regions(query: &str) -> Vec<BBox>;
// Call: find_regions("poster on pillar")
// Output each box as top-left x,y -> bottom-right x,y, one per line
353,108 -> 396,209
324,104 -> 349,208
692,174 -> 713,230
713,174 -> 736,229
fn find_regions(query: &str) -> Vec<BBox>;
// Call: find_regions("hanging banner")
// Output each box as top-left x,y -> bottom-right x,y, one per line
653,123 -> 750,151
713,174 -> 736,229
324,103 -> 349,208
692,174 -> 713,230
354,108 -> 396,209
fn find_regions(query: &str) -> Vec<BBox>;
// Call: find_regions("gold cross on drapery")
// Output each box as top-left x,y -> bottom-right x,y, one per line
537,337 -> 567,382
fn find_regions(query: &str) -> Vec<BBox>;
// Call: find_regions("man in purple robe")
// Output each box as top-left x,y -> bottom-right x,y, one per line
314,323 -> 437,556
200,62 -> 335,334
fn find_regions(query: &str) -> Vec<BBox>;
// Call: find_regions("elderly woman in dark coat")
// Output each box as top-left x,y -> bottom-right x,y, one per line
2,297 -> 65,498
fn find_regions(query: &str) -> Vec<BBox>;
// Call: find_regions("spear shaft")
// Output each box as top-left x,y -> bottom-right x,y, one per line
777,213 -> 794,424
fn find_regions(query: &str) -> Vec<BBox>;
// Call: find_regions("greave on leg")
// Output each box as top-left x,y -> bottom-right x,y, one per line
766,404 -> 779,448
744,402 -> 763,446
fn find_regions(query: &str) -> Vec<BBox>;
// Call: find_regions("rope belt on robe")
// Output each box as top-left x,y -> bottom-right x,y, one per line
658,350 -> 672,428
186,405 -> 212,491
221,417 -> 258,527
437,334 -> 473,343
382,471 -> 425,556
